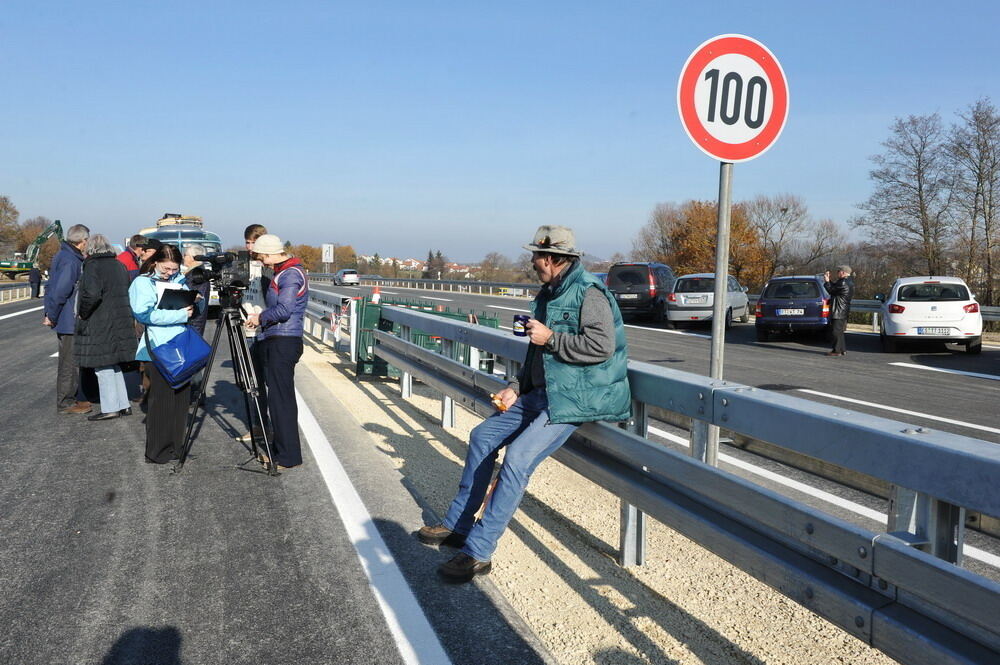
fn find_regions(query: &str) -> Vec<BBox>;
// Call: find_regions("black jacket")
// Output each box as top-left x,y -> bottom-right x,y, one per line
825,276 -> 854,320
74,252 -> 137,368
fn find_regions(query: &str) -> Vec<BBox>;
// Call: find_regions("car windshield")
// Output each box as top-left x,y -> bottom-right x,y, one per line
763,280 -> 819,299
897,283 -> 969,301
675,278 -> 714,292
342,270 -> 357,275
608,267 -> 648,288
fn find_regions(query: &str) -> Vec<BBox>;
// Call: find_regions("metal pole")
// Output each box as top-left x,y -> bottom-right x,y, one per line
703,161 -> 733,467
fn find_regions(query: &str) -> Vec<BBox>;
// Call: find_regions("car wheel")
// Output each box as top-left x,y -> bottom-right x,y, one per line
724,307 -> 733,330
739,305 -> 750,323
881,333 -> 898,353
755,326 -> 770,342
966,337 -> 982,354
653,301 -> 666,323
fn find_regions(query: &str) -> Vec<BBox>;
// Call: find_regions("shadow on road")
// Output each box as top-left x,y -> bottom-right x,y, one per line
101,626 -> 182,665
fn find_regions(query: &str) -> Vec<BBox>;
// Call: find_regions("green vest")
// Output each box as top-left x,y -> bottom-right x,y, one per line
532,262 -> 631,424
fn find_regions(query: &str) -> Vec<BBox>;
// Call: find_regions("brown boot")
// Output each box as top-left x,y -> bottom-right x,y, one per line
60,401 -> 93,414
416,524 -> 466,548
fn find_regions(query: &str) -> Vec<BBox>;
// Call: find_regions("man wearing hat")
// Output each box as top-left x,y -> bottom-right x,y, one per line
823,265 -> 854,356
418,225 -> 631,583
117,235 -> 158,283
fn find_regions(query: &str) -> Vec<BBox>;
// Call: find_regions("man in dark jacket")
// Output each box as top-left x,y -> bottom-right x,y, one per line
43,223 -> 91,413
417,225 -> 631,584
28,264 -> 42,298
824,265 -> 854,356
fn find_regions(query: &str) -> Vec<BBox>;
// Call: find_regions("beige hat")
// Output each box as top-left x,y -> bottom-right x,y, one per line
522,225 -> 583,257
252,234 -> 285,255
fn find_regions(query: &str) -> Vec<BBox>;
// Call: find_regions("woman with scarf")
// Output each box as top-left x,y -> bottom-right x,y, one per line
243,234 -> 308,470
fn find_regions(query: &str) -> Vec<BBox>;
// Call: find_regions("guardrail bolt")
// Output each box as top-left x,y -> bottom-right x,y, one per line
854,616 -> 865,628
697,407 -> 705,415
698,392 -> 704,400
721,398 -> 729,406
878,579 -> 889,591
720,414 -> 728,422
857,546 -> 868,559
805,523 -> 814,535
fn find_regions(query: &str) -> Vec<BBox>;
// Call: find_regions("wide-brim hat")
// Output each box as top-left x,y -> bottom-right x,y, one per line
252,234 -> 285,254
141,238 -> 164,251
522,225 -> 583,257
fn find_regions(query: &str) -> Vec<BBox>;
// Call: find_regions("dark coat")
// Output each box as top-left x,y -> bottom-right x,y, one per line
74,252 -> 137,368
825,276 -> 854,319
28,267 -> 41,284
44,241 -> 84,334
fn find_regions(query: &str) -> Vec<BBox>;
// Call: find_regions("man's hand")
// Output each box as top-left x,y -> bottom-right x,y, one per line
42,316 -> 53,327
526,318 -> 553,346
823,270 -> 831,282
245,313 -> 261,329
494,387 -> 518,411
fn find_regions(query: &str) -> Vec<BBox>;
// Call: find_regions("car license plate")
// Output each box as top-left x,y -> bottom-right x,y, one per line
687,295 -> 707,303
619,294 -> 638,300
917,327 -> 950,335
776,308 -> 804,316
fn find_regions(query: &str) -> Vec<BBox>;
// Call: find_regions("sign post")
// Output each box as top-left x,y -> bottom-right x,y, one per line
677,34 -> 789,464
322,243 -> 335,275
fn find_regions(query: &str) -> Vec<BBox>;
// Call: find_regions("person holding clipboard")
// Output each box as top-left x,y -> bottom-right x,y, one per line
128,243 -> 204,464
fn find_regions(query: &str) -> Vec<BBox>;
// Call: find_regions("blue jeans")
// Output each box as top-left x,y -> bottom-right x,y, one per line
95,365 -> 129,413
443,389 -> 577,561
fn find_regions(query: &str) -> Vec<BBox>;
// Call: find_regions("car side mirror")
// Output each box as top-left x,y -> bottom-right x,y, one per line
874,293 -> 885,302
742,286 -> 748,292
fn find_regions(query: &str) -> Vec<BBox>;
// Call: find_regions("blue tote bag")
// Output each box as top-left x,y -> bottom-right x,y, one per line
144,326 -> 211,389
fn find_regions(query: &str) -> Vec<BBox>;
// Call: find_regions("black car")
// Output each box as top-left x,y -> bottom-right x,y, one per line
606,262 -> 676,321
754,275 -> 831,341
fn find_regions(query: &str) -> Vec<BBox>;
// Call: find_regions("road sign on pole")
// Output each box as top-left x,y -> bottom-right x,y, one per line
677,34 -> 789,163
677,34 -> 788,467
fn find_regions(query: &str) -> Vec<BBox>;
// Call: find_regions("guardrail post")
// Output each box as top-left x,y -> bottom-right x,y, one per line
440,339 -> 455,428
349,298 -> 358,364
872,311 -> 880,333
887,485 -> 965,564
399,324 -> 413,399
619,398 -> 647,568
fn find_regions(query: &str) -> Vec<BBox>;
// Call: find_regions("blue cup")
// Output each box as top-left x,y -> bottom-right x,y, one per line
513,314 -> 529,337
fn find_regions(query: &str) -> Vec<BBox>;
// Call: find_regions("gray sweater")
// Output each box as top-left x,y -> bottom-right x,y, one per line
511,285 -> 615,395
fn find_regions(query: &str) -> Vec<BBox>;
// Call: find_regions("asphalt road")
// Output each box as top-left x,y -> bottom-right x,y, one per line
0,297 -> 551,665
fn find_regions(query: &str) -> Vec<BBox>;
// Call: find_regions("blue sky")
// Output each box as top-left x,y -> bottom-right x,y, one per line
3,1 -> 998,261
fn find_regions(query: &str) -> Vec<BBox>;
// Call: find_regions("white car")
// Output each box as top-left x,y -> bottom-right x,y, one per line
666,273 -> 750,328
333,269 -> 360,286
877,276 -> 982,354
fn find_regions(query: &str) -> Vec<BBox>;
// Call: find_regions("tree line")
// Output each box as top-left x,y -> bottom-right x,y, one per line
0,196 -> 61,273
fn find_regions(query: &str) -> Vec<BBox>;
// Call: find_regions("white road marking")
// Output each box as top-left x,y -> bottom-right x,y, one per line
646,425 -> 1000,568
889,361 -> 1000,382
295,389 -> 453,665
624,323 -> 710,339
489,305 -> 532,313
420,296 -> 452,302
0,305 -> 43,321
50,352 -> 58,357
796,389 -> 1000,436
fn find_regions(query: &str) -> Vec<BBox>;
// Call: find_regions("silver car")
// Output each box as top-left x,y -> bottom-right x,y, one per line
334,269 -> 360,286
666,273 -> 750,328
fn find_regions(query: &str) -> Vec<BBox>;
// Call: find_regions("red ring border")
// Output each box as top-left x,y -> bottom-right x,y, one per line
677,35 -> 788,162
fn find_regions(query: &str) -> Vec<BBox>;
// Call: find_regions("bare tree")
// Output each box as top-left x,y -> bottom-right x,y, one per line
949,98 -> 1000,304
0,196 -> 19,253
854,114 -> 955,275
744,194 -> 809,278
479,251 -> 513,281
785,219 -> 848,274
631,203 -> 680,262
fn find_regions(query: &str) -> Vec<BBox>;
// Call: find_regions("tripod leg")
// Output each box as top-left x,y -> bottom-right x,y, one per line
175,315 -> 227,472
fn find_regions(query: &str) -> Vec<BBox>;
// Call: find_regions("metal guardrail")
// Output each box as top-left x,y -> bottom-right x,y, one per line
358,305 -> 999,665
0,281 -> 39,303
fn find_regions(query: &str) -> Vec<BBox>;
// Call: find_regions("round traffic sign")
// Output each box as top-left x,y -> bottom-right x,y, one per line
677,34 -> 789,162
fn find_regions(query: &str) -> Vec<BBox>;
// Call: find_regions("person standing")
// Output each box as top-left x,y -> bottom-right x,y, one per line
116,235 -> 150,282
129,244 -> 201,464
28,264 -> 42,298
75,234 -> 137,421
182,244 -> 211,337
44,224 -> 91,414
243,234 -> 307,470
418,226 -> 631,584
824,265 -> 854,357
235,224 -> 270,444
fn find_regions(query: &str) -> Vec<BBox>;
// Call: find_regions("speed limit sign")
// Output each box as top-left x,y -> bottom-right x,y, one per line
677,34 -> 789,162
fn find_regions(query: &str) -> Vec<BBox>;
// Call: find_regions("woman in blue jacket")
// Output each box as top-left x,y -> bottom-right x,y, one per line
244,234 -> 308,470
129,244 -> 202,464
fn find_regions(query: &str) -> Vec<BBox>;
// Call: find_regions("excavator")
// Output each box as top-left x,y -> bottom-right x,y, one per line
0,219 -> 63,280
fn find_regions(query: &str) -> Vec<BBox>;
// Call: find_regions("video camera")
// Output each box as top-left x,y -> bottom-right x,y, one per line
187,251 -> 251,307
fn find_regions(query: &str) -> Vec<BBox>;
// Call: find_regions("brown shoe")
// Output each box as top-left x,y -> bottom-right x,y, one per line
60,401 -> 93,414
417,524 -> 466,548
824,351 -> 843,357
438,552 -> 491,584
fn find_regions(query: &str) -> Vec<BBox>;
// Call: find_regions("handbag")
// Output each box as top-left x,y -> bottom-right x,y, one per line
144,326 -> 211,389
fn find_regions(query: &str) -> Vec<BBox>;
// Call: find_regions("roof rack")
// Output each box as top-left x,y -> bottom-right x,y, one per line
156,213 -> 203,227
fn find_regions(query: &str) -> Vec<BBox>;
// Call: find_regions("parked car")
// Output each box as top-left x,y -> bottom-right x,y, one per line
666,273 -> 750,328
606,262 -> 676,322
754,275 -> 831,342
875,276 -> 982,354
333,268 -> 360,286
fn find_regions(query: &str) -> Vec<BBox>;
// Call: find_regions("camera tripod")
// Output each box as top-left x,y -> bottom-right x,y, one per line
174,297 -> 278,476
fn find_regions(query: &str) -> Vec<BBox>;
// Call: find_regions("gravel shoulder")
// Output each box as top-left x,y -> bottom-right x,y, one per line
299,342 -> 896,665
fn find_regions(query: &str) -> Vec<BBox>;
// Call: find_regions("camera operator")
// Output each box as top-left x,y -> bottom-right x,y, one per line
233,224 -> 270,444
243,234 -> 308,470
182,244 -> 211,336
